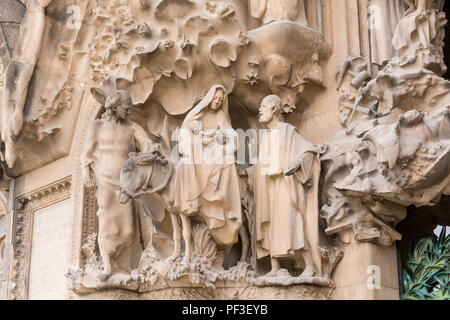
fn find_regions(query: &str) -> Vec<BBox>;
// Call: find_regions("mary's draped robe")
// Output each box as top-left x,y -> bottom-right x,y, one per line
173,85 -> 242,246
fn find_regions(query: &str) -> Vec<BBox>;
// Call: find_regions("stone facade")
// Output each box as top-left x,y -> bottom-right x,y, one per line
0,0 -> 448,300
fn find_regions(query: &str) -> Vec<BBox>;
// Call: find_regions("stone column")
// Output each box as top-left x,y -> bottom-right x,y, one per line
331,230 -> 400,300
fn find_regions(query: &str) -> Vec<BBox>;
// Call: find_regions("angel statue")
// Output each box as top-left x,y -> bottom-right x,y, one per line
81,87 -> 159,280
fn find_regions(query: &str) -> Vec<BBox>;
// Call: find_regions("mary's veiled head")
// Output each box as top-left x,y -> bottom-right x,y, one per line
182,84 -> 231,129
210,88 -> 225,111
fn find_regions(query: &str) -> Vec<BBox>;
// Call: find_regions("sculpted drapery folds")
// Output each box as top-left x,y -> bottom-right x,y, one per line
0,0 -> 446,301
81,89 -> 158,279
254,95 -> 322,278
369,0 -> 406,66
173,85 -> 242,249
393,0 -> 447,60
250,0 -> 308,25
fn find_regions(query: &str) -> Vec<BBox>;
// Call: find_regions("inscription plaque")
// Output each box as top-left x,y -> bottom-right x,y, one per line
28,200 -> 70,300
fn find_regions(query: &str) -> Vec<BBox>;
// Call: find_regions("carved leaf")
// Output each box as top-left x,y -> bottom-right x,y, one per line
192,223 -> 217,259
209,39 -> 237,68
174,58 -> 193,79
364,123 -> 400,170
155,0 -> 195,21
184,15 -> 216,38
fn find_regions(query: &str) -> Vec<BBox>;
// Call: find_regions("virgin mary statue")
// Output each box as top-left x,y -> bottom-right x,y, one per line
173,85 -> 242,246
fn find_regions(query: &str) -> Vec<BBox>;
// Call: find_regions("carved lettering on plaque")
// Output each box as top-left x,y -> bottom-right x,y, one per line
28,199 -> 70,300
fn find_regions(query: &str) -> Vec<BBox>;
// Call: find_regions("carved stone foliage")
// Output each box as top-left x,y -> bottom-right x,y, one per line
80,188 -> 99,270
335,56 -> 372,127
75,284 -> 334,300
8,177 -> 71,300
322,0 -> 450,247
85,0 -> 330,115
0,0 -> 330,178
69,216 -> 338,299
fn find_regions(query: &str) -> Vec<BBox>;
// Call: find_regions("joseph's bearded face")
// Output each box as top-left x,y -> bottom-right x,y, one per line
259,101 -> 275,124
116,101 -> 132,120
210,89 -> 225,111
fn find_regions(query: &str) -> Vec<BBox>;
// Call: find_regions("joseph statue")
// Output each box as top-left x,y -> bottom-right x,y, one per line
254,95 -> 322,278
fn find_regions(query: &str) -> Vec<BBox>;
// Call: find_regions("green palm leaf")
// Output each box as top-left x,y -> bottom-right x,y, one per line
401,229 -> 450,300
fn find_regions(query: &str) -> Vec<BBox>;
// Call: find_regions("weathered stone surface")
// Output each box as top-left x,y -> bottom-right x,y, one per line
0,0 -> 26,67
0,0 -> 448,301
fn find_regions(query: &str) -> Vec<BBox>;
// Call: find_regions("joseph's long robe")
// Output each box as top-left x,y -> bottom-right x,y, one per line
254,123 -> 320,260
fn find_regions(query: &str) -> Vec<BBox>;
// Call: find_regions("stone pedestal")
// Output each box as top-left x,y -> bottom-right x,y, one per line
332,240 -> 400,300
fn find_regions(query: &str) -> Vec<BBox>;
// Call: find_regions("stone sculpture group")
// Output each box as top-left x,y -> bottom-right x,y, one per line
80,82 -> 330,289
64,0 -> 449,295
1,0 -> 449,300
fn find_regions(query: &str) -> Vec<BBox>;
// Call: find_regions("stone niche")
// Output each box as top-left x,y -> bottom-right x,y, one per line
0,0 -> 449,300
